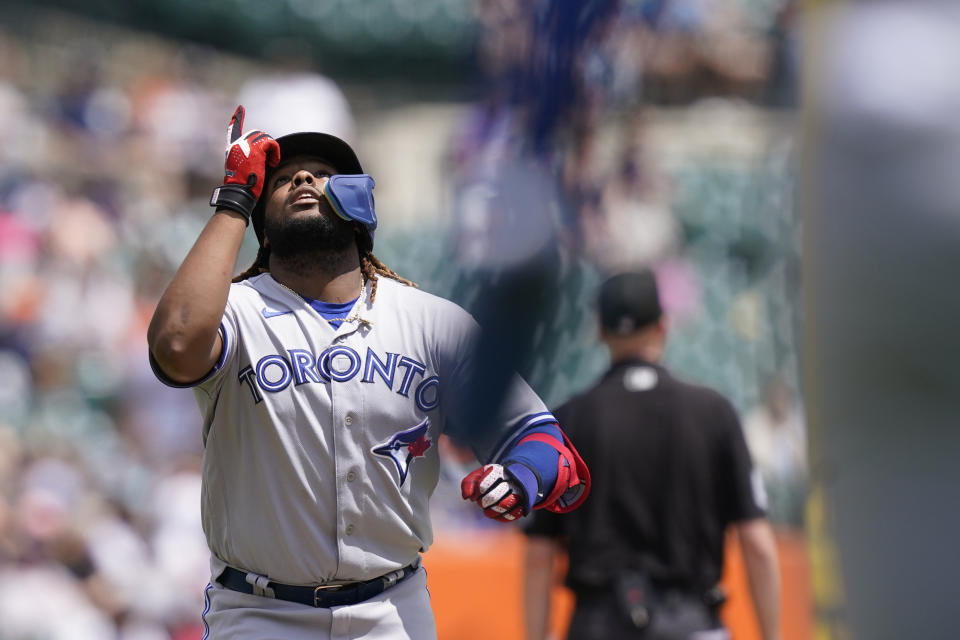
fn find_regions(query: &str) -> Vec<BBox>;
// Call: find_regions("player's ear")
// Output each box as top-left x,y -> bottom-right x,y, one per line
655,315 -> 668,337
597,315 -> 609,341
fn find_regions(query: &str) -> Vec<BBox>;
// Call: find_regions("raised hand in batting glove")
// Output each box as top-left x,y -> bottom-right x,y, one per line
461,464 -> 528,522
209,105 -> 281,221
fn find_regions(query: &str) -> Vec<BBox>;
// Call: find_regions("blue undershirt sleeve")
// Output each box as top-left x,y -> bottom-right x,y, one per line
501,423 -> 563,512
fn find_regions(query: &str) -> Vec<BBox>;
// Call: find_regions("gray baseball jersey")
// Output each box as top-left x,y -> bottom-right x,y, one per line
153,273 -> 555,586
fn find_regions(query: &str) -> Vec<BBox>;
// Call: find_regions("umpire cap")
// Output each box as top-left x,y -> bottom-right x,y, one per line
598,269 -> 663,335
251,132 -> 366,246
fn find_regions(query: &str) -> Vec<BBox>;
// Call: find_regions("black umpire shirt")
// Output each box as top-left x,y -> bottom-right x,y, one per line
525,358 -> 765,594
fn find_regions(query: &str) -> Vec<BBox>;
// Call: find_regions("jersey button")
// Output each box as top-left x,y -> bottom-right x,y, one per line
344,414 -> 354,426
345,524 -> 355,536
346,470 -> 357,482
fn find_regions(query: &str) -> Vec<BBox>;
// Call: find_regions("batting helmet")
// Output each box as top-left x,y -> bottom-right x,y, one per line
251,131 -> 377,246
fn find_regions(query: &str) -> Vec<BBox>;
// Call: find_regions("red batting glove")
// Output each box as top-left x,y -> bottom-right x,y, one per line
461,464 -> 527,522
209,105 -> 281,221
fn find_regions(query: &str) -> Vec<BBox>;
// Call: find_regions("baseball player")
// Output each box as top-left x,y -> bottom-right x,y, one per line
147,106 -> 590,640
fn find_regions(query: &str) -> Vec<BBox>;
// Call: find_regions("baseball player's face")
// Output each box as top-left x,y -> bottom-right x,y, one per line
264,156 -> 339,219
262,156 -> 355,258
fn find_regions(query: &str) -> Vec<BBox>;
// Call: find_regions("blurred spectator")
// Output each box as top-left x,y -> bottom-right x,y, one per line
589,123 -> 680,270
743,375 -> 807,527
235,72 -> 355,142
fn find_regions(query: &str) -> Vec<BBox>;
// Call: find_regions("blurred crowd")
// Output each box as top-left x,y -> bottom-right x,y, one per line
0,1 -> 802,637
0,25 -> 236,640
455,0 -> 798,272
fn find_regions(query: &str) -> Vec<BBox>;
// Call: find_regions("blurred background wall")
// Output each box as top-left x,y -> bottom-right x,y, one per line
0,1 -> 807,638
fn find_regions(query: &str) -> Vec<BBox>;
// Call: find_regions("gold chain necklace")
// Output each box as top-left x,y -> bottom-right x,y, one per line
275,278 -> 371,326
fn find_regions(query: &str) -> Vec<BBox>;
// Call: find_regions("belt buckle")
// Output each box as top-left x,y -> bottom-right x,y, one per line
314,583 -> 344,607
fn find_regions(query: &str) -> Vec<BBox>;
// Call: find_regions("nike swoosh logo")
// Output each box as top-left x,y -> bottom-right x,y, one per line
261,307 -> 293,318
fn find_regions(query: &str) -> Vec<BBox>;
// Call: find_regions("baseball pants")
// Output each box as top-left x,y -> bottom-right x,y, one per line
201,566 -> 436,640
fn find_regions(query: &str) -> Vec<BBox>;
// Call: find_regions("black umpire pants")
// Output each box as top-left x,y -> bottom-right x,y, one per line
567,590 -> 727,640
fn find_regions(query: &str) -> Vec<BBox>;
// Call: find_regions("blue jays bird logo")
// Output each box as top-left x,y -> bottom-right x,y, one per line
372,419 -> 432,486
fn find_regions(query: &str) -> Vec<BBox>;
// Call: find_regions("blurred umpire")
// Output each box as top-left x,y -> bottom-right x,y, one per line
523,270 -> 781,640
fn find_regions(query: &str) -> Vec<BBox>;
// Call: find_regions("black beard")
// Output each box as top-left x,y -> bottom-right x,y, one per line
265,206 -> 356,272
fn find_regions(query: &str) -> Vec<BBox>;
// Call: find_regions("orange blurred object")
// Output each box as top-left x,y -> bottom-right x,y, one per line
424,527 -> 811,640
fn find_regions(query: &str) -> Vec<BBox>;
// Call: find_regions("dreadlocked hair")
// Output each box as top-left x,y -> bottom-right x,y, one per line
355,225 -> 417,302
231,225 -> 416,303
233,245 -> 271,283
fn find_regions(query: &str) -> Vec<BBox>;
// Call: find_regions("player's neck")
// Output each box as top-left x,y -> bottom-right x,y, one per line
606,339 -> 664,365
270,251 -> 364,303
604,323 -> 666,365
